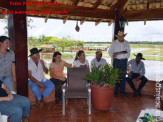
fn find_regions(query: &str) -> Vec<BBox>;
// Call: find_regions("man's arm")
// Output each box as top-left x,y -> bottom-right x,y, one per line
40,59 -> 48,74
0,84 -> 13,101
127,42 -> 131,59
28,70 -> 44,88
11,63 -> 16,82
108,42 -> 115,57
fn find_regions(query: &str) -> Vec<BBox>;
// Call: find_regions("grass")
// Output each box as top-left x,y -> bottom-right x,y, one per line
41,44 -> 163,62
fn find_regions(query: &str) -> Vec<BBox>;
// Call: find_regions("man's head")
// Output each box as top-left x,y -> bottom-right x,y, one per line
0,36 -> 10,49
29,48 -> 42,60
96,50 -> 102,61
134,53 -> 145,63
115,31 -> 127,42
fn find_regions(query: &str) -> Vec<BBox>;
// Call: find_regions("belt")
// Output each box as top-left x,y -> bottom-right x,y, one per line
114,58 -> 127,61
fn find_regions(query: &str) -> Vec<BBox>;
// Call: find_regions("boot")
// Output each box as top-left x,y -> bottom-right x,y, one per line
22,117 -> 29,122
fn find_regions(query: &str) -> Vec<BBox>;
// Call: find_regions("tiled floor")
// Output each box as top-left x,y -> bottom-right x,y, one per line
29,94 -> 156,122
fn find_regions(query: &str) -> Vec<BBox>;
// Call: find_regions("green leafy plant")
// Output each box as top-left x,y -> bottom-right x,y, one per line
84,63 -> 122,88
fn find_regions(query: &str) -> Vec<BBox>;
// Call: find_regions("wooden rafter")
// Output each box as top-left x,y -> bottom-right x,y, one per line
27,5 -> 114,19
0,0 -> 9,9
108,19 -> 113,26
80,18 -> 87,25
124,8 -> 163,20
92,0 -> 102,9
119,0 -> 131,17
72,0 -> 80,6
95,19 -> 103,26
63,16 -> 69,24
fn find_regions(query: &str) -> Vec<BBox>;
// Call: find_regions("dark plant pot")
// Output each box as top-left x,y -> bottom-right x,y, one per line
91,84 -> 114,110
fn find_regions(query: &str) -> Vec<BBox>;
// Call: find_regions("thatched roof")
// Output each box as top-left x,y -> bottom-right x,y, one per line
1,0 -> 163,24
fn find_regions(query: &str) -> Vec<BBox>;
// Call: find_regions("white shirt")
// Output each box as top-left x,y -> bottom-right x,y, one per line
108,39 -> 131,59
73,59 -> 89,67
91,58 -> 107,70
28,58 -> 47,82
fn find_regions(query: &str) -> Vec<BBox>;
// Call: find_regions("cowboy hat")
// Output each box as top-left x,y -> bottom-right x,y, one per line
134,53 -> 145,60
29,48 -> 42,57
115,31 -> 127,38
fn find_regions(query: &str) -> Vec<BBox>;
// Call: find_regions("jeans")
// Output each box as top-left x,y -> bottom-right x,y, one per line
0,94 -> 31,122
28,79 -> 55,100
0,76 -> 14,91
127,73 -> 148,92
113,58 -> 127,93
50,78 -> 66,99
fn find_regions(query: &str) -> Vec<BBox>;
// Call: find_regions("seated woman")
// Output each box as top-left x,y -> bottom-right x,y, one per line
0,80 -> 30,122
49,51 -> 72,104
73,50 -> 90,73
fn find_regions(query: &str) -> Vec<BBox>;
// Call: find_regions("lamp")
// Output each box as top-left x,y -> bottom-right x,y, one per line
75,21 -> 80,32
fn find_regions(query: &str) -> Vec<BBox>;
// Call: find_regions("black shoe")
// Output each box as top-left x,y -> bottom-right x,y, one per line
137,91 -> 142,96
120,92 -> 127,96
55,98 -> 60,104
114,92 -> 117,97
134,91 -> 137,97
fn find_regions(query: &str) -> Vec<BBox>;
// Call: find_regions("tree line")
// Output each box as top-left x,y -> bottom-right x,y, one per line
28,35 -> 84,52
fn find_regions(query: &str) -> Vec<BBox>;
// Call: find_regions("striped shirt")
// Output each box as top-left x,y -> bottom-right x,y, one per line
127,59 -> 145,76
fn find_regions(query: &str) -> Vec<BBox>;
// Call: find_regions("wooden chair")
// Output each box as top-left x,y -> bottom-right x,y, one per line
62,67 -> 91,115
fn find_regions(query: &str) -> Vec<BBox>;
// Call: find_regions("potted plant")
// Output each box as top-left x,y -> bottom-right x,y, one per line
84,64 -> 122,110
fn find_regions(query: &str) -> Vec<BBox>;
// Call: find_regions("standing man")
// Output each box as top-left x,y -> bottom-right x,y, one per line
0,36 -> 16,91
28,48 -> 55,107
109,31 -> 131,96
91,50 -> 107,70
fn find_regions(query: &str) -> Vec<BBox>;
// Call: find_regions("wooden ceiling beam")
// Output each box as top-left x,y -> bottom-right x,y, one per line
108,19 -> 113,26
92,0 -> 102,9
63,16 -> 69,24
27,5 -> 114,19
119,0 -> 131,17
0,0 -> 9,9
124,8 -> 163,20
72,0 -> 80,6
95,19 -> 103,26
80,18 -> 87,25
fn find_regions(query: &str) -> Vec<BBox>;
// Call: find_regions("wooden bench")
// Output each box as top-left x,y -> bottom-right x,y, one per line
126,80 -> 155,96
28,85 -> 55,105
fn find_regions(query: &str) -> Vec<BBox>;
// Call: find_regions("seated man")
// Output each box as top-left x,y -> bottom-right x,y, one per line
91,50 -> 107,70
0,80 -> 30,122
28,48 -> 55,107
127,53 -> 148,96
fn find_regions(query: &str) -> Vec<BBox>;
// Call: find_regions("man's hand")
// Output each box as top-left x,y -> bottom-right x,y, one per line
113,53 -> 118,58
38,82 -> 45,88
40,59 -> 44,67
6,94 -> 13,101
127,73 -> 132,77
135,76 -> 141,81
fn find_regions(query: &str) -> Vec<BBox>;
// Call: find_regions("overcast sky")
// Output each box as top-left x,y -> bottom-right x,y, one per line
0,17 -> 163,42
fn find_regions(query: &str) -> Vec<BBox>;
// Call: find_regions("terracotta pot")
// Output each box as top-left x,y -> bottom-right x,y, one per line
91,84 -> 114,110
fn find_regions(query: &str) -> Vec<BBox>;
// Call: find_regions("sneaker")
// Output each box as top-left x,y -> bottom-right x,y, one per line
40,95 -> 45,104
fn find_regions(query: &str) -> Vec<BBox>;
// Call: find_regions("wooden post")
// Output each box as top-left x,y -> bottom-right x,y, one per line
8,0 -> 28,97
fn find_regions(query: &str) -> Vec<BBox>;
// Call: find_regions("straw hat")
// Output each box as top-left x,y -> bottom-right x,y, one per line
115,31 -> 127,38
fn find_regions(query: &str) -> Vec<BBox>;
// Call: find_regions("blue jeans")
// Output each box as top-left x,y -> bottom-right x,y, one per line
0,94 -> 31,122
0,76 -> 14,91
113,58 -> 127,93
28,79 -> 55,100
